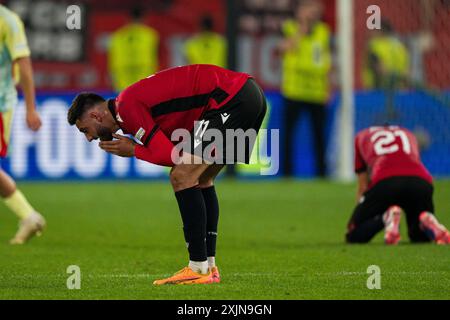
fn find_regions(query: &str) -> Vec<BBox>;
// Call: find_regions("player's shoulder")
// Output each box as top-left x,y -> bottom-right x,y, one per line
117,71 -> 166,108
355,127 -> 374,139
0,5 -> 25,31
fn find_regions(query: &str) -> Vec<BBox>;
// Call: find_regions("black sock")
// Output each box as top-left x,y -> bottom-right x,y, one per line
175,186 -> 207,261
346,215 -> 384,243
201,186 -> 219,257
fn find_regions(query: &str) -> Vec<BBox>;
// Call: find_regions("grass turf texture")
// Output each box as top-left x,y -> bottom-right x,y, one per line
0,180 -> 449,300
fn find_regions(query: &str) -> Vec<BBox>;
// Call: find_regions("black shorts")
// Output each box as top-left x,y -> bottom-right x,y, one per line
348,176 -> 434,242
189,78 -> 267,164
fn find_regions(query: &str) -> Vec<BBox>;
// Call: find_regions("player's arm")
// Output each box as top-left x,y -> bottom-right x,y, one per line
6,14 -> 41,131
354,135 -> 368,203
356,171 -> 369,203
277,20 -> 303,54
16,57 -> 41,131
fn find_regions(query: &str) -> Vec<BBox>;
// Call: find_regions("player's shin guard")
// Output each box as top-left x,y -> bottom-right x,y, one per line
201,186 -> 219,258
175,186 -> 207,262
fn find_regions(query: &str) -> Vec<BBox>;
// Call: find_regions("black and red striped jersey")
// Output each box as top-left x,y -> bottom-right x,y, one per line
355,126 -> 432,188
112,64 -> 251,166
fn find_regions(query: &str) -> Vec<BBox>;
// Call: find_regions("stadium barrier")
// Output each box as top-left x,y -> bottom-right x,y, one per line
1,91 -> 448,180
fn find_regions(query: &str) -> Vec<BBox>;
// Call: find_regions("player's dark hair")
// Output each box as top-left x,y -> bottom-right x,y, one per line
380,19 -> 393,34
201,15 -> 214,31
67,92 -> 105,126
130,5 -> 144,21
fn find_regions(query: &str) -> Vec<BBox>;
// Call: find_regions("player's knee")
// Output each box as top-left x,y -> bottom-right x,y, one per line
345,232 -> 370,244
169,168 -> 198,191
198,177 -> 214,188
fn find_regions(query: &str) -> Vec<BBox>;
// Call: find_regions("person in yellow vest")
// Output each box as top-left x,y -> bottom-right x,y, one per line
0,5 -> 46,244
363,19 -> 410,89
278,0 -> 331,177
184,15 -> 227,67
108,6 -> 159,92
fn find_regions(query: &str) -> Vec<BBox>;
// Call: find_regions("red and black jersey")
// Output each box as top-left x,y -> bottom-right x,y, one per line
113,64 -> 251,166
354,126 -> 432,188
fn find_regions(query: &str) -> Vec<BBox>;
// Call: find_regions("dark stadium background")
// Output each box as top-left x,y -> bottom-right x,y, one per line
2,0 -> 449,180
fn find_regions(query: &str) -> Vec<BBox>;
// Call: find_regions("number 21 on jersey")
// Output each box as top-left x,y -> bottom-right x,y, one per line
370,129 -> 411,155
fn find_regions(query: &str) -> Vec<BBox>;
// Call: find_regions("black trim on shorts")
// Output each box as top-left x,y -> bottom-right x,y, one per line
151,88 -> 229,118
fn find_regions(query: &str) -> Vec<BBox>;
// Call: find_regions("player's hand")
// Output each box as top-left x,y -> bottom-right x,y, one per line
99,133 -> 136,157
26,110 -> 42,131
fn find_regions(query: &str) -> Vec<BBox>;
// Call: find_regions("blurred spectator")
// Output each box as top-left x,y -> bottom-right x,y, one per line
278,0 -> 331,177
108,6 -> 159,92
184,15 -> 227,67
362,19 -> 410,90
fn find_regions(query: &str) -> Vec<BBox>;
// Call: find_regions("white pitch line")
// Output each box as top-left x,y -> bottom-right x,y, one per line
0,271 -> 447,280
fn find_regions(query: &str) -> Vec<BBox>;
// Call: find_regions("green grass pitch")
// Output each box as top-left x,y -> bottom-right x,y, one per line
0,180 -> 449,299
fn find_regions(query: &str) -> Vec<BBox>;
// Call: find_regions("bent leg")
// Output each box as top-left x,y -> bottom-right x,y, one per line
346,205 -> 385,243
401,179 -> 435,243
170,153 -> 218,273
345,184 -> 391,243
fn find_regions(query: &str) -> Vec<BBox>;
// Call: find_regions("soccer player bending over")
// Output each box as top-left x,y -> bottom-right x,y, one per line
346,125 -> 450,245
68,64 -> 267,285
0,5 -> 45,244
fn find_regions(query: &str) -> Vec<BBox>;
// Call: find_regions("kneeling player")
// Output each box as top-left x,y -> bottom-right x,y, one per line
346,125 -> 450,245
68,64 -> 267,285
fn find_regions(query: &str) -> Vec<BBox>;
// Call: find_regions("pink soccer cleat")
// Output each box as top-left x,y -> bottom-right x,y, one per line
419,212 -> 450,245
383,205 -> 402,245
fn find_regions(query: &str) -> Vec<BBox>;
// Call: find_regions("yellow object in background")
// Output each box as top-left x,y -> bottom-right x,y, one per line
184,31 -> 227,68
237,102 -> 271,175
108,23 -> 159,92
281,19 -> 331,104
363,36 -> 410,89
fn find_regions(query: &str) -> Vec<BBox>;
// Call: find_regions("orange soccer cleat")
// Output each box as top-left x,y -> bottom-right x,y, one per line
419,212 -> 450,245
383,205 -> 402,245
153,267 -> 213,285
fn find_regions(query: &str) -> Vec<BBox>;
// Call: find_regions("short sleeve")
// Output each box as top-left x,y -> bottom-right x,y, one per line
4,13 -> 30,60
118,99 -> 159,146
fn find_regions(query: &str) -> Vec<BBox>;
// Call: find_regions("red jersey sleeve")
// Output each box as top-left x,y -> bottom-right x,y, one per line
117,99 -> 175,167
354,134 -> 367,173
